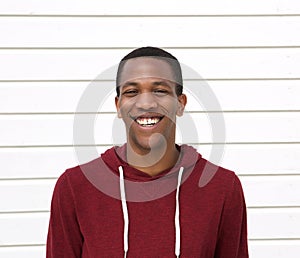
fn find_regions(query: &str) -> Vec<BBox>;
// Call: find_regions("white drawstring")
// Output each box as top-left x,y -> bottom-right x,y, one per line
119,166 -> 129,258
118,166 -> 184,258
175,167 -> 184,257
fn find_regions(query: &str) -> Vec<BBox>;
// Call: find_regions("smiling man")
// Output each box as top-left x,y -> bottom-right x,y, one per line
115,55 -> 187,176
47,47 -> 249,257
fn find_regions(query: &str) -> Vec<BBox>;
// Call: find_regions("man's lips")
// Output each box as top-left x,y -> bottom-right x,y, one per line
129,114 -> 164,127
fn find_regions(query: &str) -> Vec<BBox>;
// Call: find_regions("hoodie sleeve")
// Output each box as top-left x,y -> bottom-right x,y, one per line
215,174 -> 249,258
46,171 -> 83,257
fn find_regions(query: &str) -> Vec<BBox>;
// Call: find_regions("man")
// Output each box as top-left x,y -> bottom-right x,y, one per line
47,47 -> 249,257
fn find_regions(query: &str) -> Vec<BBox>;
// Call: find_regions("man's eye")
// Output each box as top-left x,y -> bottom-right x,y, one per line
123,90 -> 138,96
154,89 -> 168,96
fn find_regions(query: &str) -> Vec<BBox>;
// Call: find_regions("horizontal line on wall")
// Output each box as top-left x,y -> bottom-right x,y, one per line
0,46 -> 300,50
0,243 -> 45,248
1,142 -> 300,149
1,78 -> 300,83
186,110 -> 300,113
247,206 -> 300,209
0,14 -> 300,18
0,210 -> 49,215
1,238 -> 300,248
191,142 -> 300,145
1,206 -> 299,215
190,142 -> 300,147
163,46 -> 300,50
249,238 -> 300,241
0,177 -> 57,181
2,240 -> 300,249
239,173 -> 300,177
0,144 -> 110,148
0,110 -> 299,115
1,174 -> 300,182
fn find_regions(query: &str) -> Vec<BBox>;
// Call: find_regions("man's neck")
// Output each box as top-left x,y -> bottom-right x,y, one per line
126,144 -> 179,176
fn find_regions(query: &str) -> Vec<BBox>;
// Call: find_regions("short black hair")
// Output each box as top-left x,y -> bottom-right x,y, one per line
116,46 -> 183,96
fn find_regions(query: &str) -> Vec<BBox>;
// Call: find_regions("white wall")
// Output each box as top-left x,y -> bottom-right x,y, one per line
0,1 -> 300,257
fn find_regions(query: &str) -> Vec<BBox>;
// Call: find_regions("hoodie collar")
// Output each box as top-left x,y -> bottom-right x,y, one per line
101,143 -> 201,182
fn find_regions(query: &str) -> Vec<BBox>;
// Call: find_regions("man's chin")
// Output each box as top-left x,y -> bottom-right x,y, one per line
129,136 -> 167,155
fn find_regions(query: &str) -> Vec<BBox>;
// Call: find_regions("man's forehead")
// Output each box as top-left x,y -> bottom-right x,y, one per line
119,57 -> 179,86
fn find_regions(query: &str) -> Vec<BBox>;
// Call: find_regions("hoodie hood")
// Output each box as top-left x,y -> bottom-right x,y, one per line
101,143 -> 201,182
80,143 -> 201,203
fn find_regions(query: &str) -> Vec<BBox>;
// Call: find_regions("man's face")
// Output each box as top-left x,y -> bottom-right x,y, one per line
115,57 -> 187,155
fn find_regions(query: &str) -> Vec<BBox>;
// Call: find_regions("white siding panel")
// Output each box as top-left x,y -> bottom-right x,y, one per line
1,17 -> 300,47
0,243 -> 300,258
0,147 -> 79,179
0,176 -> 299,212
0,0 -> 299,15
248,208 -> 300,239
216,112 -> 300,143
0,246 -> 45,258
0,208 -> 299,245
1,80 -> 300,113
184,80 -> 300,112
0,241 -> 299,258
219,144 -> 300,175
0,213 -> 49,246
1,144 -> 299,179
0,81 -> 87,114
249,240 -> 300,258
241,176 -> 300,207
0,49 -> 300,80
0,180 -> 54,212
0,113 -> 299,146
0,147 -> 106,179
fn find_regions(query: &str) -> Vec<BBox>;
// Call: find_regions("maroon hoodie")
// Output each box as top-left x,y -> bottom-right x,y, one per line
47,144 -> 248,257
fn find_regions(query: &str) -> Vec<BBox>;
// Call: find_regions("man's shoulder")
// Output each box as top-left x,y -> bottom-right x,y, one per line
196,156 -> 238,188
57,155 -> 104,183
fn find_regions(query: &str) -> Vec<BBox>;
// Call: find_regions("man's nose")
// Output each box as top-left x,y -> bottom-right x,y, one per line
135,92 -> 158,110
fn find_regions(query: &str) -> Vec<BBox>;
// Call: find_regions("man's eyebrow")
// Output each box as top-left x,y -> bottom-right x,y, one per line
152,80 -> 173,87
120,81 -> 139,88
120,79 -> 174,89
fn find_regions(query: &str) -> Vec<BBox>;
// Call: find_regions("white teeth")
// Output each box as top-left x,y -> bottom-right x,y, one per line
136,117 -> 161,126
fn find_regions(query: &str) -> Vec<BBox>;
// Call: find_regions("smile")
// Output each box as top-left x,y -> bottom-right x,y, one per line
131,115 -> 164,127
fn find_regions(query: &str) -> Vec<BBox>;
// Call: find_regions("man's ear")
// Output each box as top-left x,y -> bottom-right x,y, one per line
115,96 -> 122,118
176,94 -> 187,117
